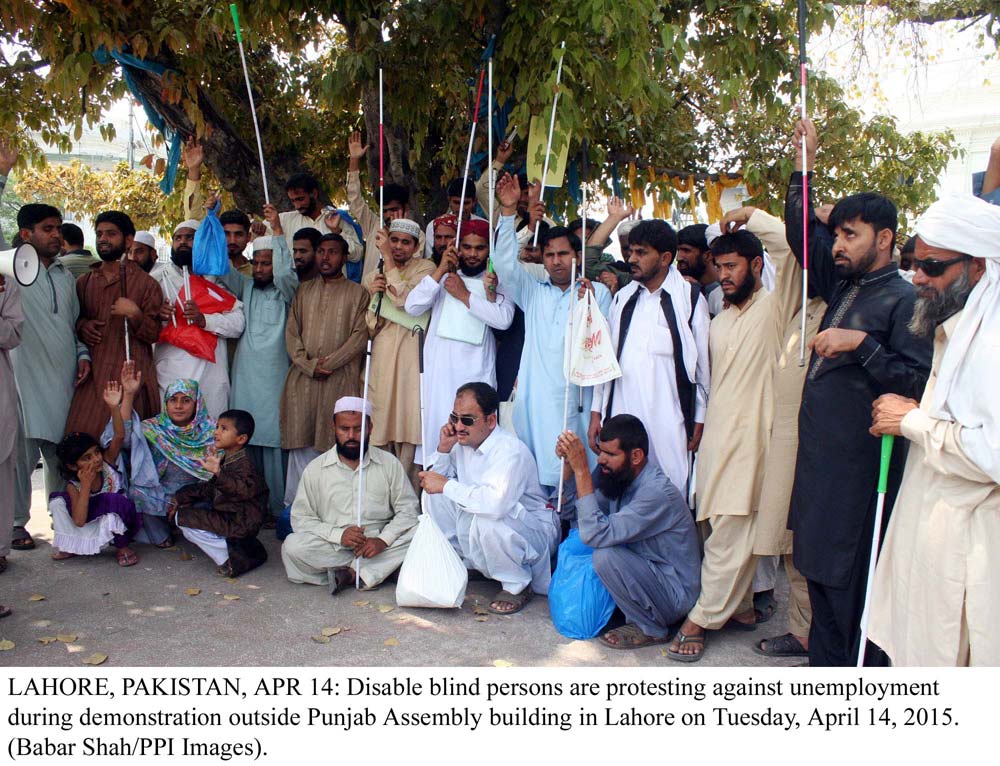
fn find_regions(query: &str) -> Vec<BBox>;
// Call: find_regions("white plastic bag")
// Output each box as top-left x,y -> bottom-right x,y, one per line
563,289 -> 621,386
395,514 -> 468,608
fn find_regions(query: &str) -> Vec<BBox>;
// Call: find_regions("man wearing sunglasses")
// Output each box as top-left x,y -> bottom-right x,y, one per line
419,382 -> 559,615
868,194 -> 999,666
783,119 -> 933,667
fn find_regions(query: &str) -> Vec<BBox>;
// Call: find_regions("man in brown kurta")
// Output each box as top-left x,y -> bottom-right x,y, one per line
280,233 -> 369,504
362,219 -> 436,491
66,211 -> 163,439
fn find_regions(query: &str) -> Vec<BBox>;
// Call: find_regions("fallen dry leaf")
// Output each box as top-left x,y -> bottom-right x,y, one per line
82,653 -> 108,666
311,635 -> 331,644
320,627 -> 343,637
377,604 -> 394,614
660,648 -> 669,657
178,551 -> 193,561
383,637 -> 399,646
28,594 -> 46,602
185,588 -> 201,597
472,604 -> 489,615
0,639 -> 15,651
224,577 -> 238,584
352,600 -> 370,607
245,584 -> 261,590
37,636 -> 58,645
222,595 -> 240,601
56,634 -> 78,644
492,659 -> 514,668
475,616 -> 489,622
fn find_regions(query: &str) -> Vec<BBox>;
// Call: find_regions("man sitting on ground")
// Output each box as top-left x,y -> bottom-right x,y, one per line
556,417 -> 701,649
419,382 -> 559,615
281,397 -> 419,593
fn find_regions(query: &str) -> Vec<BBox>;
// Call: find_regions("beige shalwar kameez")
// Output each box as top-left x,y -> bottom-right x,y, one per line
869,312 -> 1000,666
688,210 -> 801,630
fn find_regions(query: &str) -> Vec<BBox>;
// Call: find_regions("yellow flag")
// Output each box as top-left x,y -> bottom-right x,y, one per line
526,114 -> 571,187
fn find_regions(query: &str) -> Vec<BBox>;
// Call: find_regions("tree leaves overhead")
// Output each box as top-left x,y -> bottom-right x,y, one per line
1,1 -> 991,222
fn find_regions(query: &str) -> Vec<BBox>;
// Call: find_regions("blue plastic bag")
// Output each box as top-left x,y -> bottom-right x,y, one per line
275,505 -> 293,541
192,200 -> 228,276
548,529 -> 616,639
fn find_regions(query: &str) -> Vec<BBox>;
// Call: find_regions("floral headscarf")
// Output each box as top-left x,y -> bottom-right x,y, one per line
141,379 -> 215,480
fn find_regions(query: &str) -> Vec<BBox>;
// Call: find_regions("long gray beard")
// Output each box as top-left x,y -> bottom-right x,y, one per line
909,267 -> 974,338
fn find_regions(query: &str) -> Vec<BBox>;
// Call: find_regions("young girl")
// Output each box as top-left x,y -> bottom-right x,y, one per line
117,364 -> 215,547
50,376 -> 142,566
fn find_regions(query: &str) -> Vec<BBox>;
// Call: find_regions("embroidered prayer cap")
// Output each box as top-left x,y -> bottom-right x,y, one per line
173,219 -> 202,235
460,218 -> 490,241
134,231 -> 156,249
433,214 -> 459,231
389,218 -> 422,241
334,396 -> 373,418
252,236 -> 276,253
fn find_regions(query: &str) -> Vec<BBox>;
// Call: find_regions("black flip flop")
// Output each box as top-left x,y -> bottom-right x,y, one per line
753,632 -> 808,657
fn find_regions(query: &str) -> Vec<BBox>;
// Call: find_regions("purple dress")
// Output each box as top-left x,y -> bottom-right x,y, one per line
50,463 -> 142,549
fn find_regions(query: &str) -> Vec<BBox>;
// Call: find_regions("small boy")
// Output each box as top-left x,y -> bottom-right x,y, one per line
170,409 -> 269,577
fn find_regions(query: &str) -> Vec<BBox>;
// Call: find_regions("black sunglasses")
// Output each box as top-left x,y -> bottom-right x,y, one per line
449,412 -> 481,427
912,255 -> 970,278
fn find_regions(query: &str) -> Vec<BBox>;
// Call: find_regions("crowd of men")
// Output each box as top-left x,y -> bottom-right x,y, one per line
0,124 -> 998,667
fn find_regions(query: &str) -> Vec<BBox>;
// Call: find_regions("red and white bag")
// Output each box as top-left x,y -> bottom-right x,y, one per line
563,289 -> 621,386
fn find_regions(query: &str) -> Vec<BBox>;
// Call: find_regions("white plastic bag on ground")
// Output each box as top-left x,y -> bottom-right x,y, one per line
395,513 -> 468,608
564,288 -> 621,386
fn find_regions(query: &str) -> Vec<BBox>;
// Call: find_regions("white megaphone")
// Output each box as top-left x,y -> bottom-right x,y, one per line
0,243 -> 40,286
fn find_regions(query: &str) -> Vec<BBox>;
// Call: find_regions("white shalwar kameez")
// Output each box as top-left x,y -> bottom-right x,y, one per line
404,272 -> 514,464
151,261 -> 246,419
592,272 -> 710,493
425,427 -> 559,595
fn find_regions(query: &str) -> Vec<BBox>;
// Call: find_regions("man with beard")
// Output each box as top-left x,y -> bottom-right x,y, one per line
281,396 -> 418,593
430,214 -> 458,266
346,132 -> 424,276
405,220 -> 514,468
869,195 -> 1000,666
590,220 -> 710,496
219,209 -> 254,277
151,219 -> 246,419
423,177 -> 486,259
58,222 -> 97,279
666,226 -> 803,661
285,226 -> 322,283
491,173 -> 612,494
675,224 -> 724,317
280,233 -> 369,506
10,204 -> 90,551
784,119 -> 931,666
129,231 -> 159,273
555,417 -> 700,648
420,382 -> 559,614
362,219 -> 436,491
66,210 -> 163,439
221,232 -> 297,521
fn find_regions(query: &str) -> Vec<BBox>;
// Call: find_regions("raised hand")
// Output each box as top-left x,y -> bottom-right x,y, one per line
201,447 -> 221,476
496,172 -> 521,212
103,380 -> 124,410
121,360 -> 142,395
262,203 -> 282,234
183,137 -> 204,179
323,209 -> 342,233
720,206 -> 757,233
607,196 -> 634,221
0,137 -> 19,176
348,131 -> 369,160
793,118 -> 818,172
250,220 -> 267,237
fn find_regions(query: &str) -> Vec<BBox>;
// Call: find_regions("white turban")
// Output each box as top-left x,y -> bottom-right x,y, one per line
334,396 -> 373,418
916,194 -> 1000,482
389,218 -> 422,240
617,219 -> 640,240
133,231 -> 156,249
173,219 -> 201,236
252,236 -> 275,253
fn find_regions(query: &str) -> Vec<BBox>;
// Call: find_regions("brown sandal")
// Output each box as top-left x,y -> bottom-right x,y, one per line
599,623 -> 670,650
488,588 -> 532,615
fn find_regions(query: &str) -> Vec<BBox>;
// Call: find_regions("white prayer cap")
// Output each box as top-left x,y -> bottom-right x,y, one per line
704,223 -> 722,247
334,396 -> 373,418
133,231 -> 156,249
916,194 -> 1000,261
252,236 -> 275,253
173,219 -> 201,236
389,218 -> 422,240
617,219 -> 641,240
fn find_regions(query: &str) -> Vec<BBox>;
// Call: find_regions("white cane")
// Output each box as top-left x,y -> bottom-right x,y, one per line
412,325 -> 427,514
532,41 -> 566,249
230,4 -> 269,205
554,256 -> 578,519
455,66 -> 486,249
857,434 -> 895,667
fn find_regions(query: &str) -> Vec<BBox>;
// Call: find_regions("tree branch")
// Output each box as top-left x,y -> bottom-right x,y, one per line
0,57 -> 49,75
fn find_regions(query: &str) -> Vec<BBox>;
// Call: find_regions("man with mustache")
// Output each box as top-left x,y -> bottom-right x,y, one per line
282,396 -> 418,594
151,219 -> 246,419
869,194 -> 1000,666
420,382 -> 558,615
783,119 -> 931,666
665,224 -> 804,661
66,210 -> 164,439
404,219 -> 513,470
555,417 -> 700,649
128,231 -> 159,273
590,219 -> 711,498
675,224 -> 724,317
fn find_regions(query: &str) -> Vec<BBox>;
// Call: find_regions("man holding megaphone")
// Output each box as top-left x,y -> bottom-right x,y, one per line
8,203 -> 91,552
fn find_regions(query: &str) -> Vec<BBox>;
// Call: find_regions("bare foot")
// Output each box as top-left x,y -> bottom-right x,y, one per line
51,551 -> 77,561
